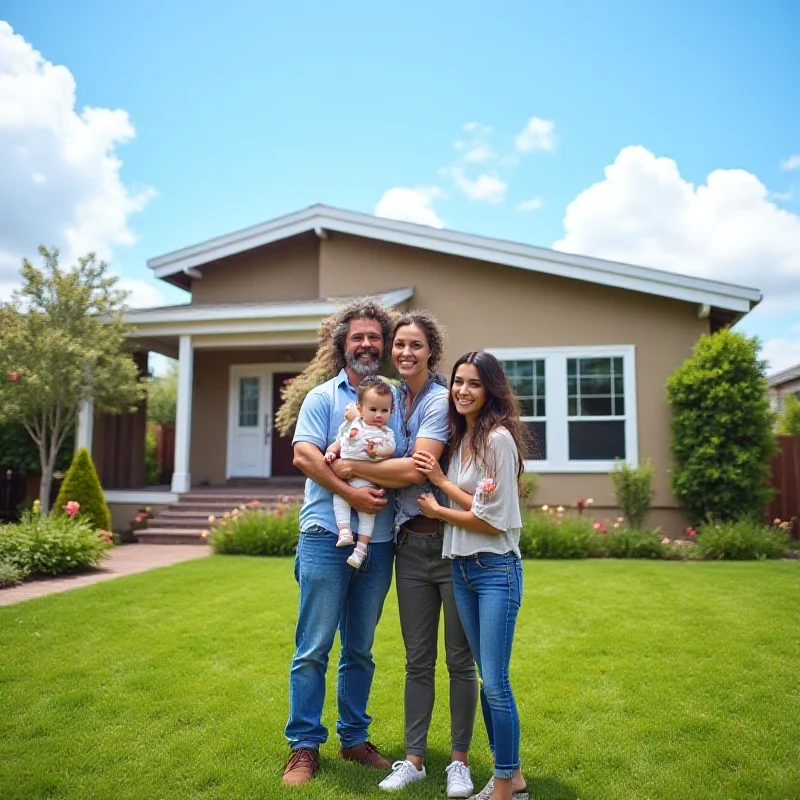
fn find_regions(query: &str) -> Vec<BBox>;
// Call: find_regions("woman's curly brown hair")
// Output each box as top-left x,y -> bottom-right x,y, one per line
275,298 -> 396,436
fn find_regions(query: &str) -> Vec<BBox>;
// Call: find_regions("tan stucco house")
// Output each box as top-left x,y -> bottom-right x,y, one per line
83,204 -> 761,536
768,363 -> 800,415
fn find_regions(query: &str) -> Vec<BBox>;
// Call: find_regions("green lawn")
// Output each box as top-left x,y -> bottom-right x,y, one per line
1,557 -> 799,800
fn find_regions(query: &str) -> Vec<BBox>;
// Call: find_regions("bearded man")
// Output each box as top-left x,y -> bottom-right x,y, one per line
282,299 -> 401,786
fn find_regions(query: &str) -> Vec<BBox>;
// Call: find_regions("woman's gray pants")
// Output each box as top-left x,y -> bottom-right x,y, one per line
395,529 -> 478,757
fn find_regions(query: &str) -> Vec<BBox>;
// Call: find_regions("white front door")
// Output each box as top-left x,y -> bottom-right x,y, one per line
228,367 -> 269,478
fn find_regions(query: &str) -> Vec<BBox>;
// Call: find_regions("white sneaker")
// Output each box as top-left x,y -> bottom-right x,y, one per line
379,760 -> 426,791
445,760 -> 473,798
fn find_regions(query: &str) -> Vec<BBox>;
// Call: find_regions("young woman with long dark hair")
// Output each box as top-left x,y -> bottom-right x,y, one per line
415,351 -> 529,800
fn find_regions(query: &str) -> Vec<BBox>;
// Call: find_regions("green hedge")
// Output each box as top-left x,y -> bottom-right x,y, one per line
208,505 -> 300,556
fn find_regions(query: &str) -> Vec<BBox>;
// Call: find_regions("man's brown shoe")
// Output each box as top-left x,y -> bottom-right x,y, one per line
339,741 -> 391,770
282,747 -> 319,786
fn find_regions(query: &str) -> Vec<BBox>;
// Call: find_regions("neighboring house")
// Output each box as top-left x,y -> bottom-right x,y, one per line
84,204 -> 761,535
768,363 -> 800,416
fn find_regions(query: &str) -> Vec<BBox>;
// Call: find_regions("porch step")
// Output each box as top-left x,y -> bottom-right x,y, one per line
136,486 -> 304,544
136,528 -> 209,545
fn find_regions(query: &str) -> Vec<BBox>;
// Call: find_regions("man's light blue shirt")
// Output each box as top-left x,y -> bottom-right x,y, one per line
292,369 -> 403,543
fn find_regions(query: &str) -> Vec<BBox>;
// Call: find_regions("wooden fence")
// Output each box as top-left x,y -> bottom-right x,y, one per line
768,436 -> 800,540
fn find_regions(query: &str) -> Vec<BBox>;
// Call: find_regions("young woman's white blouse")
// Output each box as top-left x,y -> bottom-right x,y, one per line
441,426 -> 523,558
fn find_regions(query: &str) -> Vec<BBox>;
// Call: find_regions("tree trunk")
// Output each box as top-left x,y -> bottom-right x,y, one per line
40,460 -> 54,514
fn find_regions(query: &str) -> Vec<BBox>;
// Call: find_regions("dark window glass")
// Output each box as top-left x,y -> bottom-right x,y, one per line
568,421 -> 625,460
524,421 -> 546,460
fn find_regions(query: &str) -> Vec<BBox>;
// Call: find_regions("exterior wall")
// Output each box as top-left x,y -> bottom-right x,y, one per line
190,347 -> 315,485
769,376 -> 800,415
190,234 -> 320,304
321,233 -> 708,533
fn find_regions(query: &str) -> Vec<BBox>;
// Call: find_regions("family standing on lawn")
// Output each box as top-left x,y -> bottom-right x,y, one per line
282,300 -> 529,800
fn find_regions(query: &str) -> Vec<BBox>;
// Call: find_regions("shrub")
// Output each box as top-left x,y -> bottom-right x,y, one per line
0,558 -> 26,587
0,511 -> 111,576
610,459 -> 655,529
695,518 -> 789,560
208,503 -> 300,556
54,448 -> 112,531
519,512 -> 598,559
145,428 -> 160,485
666,330 -> 777,524
600,527 -> 663,559
519,472 -> 540,507
777,394 -> 800,436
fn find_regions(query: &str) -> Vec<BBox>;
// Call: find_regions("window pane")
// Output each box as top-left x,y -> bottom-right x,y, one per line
578,358 -> 609,376
239,377 -> 260,427
568,421 -> 625,460
519,398 -> 534,416
581,375 -> 612,395
536,398 -> 546,417
614,375 -> 624,395
580,396 -> 612,416
568,397 -> 578,416
513,377 -> 533,397
567,359 -> 577,377
524,421 -> 546,460
614,396 -> 625,416
517,361 -> 534,378
613,357 -> 623,374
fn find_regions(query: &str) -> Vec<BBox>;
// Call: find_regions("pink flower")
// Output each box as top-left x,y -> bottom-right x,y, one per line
7,371 -> 20,382
63,500 -> 80,517
478,478 -> 497,499
593,522 -> 607,534
686,527 -> 697,538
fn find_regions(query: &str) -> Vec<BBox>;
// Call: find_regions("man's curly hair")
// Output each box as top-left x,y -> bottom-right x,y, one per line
275,298 -> 396,436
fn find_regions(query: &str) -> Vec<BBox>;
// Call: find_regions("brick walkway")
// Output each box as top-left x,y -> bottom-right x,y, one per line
0,544 -> 211,607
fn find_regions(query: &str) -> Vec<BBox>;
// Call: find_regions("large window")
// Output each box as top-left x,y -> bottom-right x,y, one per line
493,346 -> 638,472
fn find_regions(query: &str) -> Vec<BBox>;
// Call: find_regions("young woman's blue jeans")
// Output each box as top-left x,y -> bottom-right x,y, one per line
452,551 -> 523,778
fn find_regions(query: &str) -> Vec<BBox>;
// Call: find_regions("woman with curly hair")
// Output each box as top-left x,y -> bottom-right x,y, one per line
415,351 -> 529,800
331,312 -> 478,798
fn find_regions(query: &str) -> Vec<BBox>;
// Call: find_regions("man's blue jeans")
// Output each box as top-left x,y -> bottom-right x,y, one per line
285,526 -> 395,751
452,552 -> 523,778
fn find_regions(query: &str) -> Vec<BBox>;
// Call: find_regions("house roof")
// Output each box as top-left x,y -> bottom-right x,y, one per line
147,203 -> 762,315
768,362 -> 800,388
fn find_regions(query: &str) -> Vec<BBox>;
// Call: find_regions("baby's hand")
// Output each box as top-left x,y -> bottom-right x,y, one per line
324,451 -> 338,463
344,403 -> 359,422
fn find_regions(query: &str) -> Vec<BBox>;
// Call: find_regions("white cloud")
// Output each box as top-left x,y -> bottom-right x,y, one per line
374,187 -> 445,228
515,116 -> 556,153
0,22 -> 155,300
464,143 -> 497,163
780,154 -> 800,171
516,197 -> 544,212
117,276 -> 166,308
554,146 -> 800,314
762,328 -> 800,374
445,167 -> 507,204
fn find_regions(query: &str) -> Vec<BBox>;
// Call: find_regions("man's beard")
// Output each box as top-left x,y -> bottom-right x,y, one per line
345,347 -> 382,376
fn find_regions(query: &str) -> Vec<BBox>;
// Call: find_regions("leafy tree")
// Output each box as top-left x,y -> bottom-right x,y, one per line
0,247 -> 146,512
0,419 -> 74,474
666,329 -> 777,524
777,394 -> 800,436
54,448 -> 112,531
146,361 -> 178,425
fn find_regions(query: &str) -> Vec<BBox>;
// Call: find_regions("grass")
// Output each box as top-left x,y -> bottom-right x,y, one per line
1,557 -> 799,800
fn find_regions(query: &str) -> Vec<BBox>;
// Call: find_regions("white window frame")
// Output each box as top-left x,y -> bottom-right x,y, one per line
488,345 -> 638,473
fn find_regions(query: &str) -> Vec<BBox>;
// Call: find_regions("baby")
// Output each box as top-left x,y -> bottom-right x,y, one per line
325,376 -> 396,568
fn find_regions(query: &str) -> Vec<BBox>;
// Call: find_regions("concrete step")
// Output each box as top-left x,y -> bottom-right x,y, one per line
136,529 -> 208,545
180,493 -> 303,504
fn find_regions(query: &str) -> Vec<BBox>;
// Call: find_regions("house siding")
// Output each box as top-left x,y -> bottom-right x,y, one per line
320,232 -> 709,529
190,234 -> 320,304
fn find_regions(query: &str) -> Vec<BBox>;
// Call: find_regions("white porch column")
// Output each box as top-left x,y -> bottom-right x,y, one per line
171,335 -> 194,493
75,399 -> 94,455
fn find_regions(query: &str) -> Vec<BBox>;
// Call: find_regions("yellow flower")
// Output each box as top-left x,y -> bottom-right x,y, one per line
208,515 -> 216,524
556,506 -> 565,514
201,531 -> 208,539
541,504 -> 549,511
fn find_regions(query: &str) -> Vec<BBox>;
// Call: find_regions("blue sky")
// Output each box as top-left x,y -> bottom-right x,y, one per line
2,0 -> 799,371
